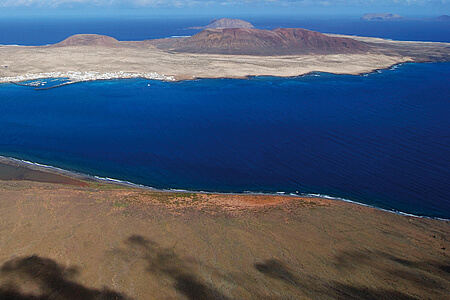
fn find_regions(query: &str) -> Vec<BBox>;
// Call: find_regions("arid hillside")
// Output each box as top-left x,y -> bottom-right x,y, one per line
54,34 -> 121,47
0,160 -> 448,300
153,28 -> 369,55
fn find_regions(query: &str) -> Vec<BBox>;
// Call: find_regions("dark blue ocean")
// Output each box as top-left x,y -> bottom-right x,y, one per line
0,16 -> 449,45
0,17 -> 449,218
1,63 -> 449,218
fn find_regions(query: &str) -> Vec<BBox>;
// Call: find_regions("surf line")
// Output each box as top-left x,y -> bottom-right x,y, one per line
1,154 -> 448,222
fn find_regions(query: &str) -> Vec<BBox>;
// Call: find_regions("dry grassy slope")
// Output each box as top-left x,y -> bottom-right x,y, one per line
0,181 -> 448,299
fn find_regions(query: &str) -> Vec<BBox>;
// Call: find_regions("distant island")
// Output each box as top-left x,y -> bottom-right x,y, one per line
361,13 -> 450,21
431,15 -> 450,21
361,13 -> 406,21
188,18 -> 254,29
0,19 -> 449,83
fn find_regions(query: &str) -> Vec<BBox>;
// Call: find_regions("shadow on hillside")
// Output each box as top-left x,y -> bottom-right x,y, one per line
115,235 -> 230,300
335,250 -> 449,289
255,259 -> 300,286
254,249 -> 450,300
0,255 -> 128,300
111,234 -> 449,299
2,237 -> 447,299
254,258 -> 416,299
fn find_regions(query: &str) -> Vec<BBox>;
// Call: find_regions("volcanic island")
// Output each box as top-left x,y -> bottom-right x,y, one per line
0,19 -> 449,299
0,18 -> 449,83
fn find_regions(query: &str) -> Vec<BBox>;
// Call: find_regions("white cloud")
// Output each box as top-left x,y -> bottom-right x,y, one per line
0,0 -> 119,7
0,0 -> 447,8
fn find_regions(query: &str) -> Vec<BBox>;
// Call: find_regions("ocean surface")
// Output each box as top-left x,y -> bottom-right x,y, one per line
0,16 -> 449,45
0,17 -> 449,218
0,62 -> 449,219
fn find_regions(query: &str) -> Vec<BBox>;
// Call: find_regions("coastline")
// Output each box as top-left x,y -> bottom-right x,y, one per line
0,58 -> 410,84
0,71 -> 175,85
1,34 -> 448,84
1,155 -> 448,221
0,62 -> 423,88
0,63 -> 403,85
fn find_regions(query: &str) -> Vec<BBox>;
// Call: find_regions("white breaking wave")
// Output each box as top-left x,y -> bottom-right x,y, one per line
302,193 -> 449,221
92,175 -> 150,189
0,155 -> 448,221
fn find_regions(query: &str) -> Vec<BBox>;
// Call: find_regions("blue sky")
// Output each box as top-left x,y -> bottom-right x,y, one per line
0,0 -> 448,17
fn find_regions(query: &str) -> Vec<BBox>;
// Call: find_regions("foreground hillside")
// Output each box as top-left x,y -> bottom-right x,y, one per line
0,171 -> 448,299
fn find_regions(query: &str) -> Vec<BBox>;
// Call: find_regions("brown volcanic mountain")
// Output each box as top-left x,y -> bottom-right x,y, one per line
53,34 -> 121,47
156,28 -> 369,55
189,18 -> 254,29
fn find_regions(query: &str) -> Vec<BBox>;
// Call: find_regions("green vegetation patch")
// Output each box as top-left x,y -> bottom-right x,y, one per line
143,191 -> 201,205
113,201 -> 129,208
88,182 -> 131,190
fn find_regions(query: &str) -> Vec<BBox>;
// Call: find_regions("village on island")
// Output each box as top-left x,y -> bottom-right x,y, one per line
1,71 -> 176,89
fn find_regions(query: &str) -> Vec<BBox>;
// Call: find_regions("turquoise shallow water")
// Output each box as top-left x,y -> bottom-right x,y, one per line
0,63 -> 449,218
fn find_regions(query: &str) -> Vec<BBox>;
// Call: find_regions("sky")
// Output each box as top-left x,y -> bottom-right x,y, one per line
0,0 -> 448,17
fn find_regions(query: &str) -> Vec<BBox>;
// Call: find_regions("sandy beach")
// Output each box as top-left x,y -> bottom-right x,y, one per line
0,34 -> 448,83
0,158 -> 449,299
